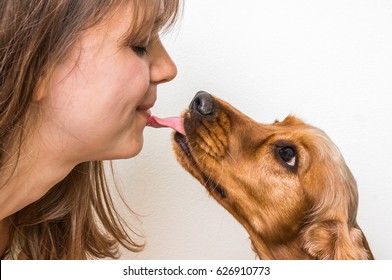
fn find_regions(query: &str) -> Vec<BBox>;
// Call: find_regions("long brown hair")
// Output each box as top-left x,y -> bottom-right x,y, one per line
0,0 -> 180,259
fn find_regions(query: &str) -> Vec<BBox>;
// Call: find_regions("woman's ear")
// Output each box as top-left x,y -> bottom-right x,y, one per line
301,220 -> 371,259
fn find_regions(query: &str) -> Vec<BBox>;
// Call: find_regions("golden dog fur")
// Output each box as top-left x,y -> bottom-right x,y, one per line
173,92 -> 373,260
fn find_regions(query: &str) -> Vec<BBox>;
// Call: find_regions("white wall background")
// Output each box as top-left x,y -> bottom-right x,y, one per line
118,0 -> 392,259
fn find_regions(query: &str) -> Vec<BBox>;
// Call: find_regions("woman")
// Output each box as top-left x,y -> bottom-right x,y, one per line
0,0 -> 181,259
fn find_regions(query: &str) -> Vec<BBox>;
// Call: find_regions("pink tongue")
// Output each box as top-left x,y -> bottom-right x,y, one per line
147,115 -> 185,135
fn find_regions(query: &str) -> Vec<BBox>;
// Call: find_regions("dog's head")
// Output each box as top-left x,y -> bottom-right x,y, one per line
173,91 -> 372,259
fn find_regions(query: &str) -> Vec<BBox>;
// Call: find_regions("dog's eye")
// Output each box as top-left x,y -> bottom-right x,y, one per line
277,146 -> 296,167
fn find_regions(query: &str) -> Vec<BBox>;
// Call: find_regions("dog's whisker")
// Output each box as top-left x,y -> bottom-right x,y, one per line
225,150 -> 239,165
215,164 -> 226,189
207,159 -> 217,184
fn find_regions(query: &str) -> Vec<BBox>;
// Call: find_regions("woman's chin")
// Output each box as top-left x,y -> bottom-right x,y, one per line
112,137 -> 144,160
91,134 -> 144,161
82,121 -> 148,161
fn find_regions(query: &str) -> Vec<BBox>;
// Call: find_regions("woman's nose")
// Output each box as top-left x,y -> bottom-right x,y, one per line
149,39 -> 177,84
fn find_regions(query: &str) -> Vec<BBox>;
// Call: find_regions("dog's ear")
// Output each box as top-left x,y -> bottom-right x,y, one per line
299,128 -> 372,259
301,220 -> 370,259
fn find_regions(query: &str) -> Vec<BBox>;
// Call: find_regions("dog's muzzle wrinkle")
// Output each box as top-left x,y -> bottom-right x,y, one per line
173,130 -> 227,200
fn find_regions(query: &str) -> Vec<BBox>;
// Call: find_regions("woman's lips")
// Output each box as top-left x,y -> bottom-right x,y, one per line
147,115 -> 185,135
138,108 -> 152,119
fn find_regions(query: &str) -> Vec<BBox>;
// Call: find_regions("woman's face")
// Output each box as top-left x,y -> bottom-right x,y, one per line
37,4 -> 177,162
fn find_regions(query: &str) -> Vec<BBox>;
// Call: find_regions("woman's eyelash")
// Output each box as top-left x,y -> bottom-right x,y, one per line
131,46 -> 148,56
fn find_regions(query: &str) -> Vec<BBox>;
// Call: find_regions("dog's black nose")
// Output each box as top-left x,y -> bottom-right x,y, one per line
190,91 -> 215,115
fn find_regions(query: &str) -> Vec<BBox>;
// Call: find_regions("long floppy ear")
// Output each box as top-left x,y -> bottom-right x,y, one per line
299,128 -> 373,259
301,220 -> 371,259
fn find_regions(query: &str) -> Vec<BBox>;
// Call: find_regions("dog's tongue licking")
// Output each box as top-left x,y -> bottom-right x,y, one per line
147,115 -> 185,135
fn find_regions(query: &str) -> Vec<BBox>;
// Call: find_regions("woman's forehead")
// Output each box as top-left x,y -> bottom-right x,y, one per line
67,0 -> 179,54
110,1 -> 168,45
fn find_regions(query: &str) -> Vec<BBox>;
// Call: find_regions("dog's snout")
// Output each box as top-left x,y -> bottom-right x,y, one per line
190,91 -> 215,115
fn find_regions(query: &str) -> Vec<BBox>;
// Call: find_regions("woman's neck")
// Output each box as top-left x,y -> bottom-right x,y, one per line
0,142 -> 76,221
0,131 -> 79,258
0,161 -> 71,258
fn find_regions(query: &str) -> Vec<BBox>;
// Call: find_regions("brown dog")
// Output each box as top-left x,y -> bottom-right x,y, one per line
172,91 -> 373,260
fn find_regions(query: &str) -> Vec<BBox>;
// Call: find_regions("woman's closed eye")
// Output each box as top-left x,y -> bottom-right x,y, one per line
131,45 -> 148,56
